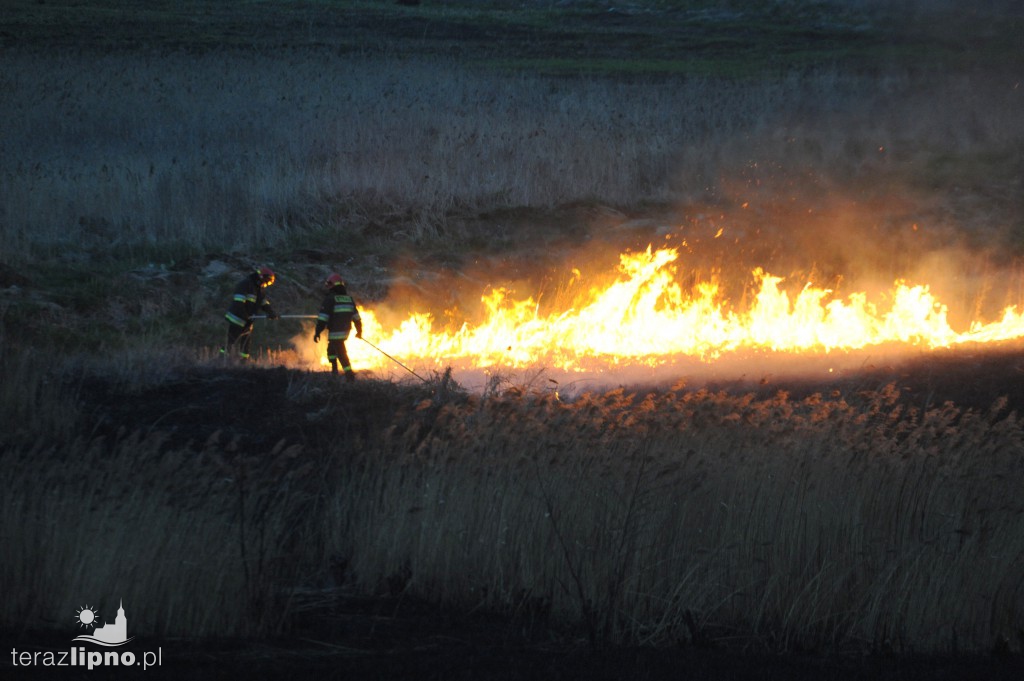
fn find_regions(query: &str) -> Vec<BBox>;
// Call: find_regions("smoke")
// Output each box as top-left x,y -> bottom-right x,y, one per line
282,64 -> 1023,389
691,67 -> 1024,328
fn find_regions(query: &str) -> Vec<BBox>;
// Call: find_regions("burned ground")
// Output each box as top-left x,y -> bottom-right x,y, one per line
80,366 -> 417,453
78,342 -> 1024,455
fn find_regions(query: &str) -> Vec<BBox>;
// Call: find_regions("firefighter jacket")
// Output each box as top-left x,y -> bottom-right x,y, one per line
225,273 -> 275,327
316,288 -> 363,341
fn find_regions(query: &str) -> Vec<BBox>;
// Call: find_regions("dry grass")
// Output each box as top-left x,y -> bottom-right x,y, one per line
3,49 -> 1021,262
4,346 -> 1021,654
0,346 -> 320,639
326,382 -> 1024,653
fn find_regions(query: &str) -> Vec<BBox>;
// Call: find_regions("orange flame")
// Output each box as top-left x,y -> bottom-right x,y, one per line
303,246 -> 1024,376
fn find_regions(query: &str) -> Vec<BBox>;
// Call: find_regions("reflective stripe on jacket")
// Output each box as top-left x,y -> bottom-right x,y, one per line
315,292 -> 362,340
225,273 -> 272,326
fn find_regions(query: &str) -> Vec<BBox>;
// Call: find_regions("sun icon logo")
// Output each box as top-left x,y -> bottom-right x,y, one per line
75,605 -> 99,631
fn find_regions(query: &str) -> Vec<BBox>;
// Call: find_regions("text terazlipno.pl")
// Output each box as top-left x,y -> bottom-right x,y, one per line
10,647 -> 162,670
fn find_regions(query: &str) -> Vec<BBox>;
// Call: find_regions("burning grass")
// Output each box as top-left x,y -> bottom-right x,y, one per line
2,346 -> 1023,655
279,241 -> 1024,384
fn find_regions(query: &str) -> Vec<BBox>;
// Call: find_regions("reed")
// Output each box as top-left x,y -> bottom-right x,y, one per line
321,383 -> 1024,653
0,345 -> 320,638
4,50 -> 1020,263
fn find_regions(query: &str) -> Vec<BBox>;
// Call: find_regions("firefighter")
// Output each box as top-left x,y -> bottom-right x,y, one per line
220,266 -> 279,360
314,273 -> 363,380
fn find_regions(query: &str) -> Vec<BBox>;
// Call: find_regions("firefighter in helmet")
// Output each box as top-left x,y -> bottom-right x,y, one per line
314,273 -> 362,380
220,266 -> 279,360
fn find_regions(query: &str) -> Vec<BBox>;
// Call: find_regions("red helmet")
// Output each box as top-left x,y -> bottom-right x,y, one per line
324,273 -> 346,289
256,267 -> 276,286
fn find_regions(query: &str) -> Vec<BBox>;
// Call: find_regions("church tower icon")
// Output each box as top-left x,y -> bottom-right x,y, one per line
73,599 -> 134,646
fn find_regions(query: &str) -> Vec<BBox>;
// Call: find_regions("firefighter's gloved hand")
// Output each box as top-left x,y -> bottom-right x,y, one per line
267,310 -> 280,320
356,331 -> 363,339
313,332 -> 320,343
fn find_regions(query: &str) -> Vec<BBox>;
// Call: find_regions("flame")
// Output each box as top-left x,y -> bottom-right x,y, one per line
307,246 -> 1024,377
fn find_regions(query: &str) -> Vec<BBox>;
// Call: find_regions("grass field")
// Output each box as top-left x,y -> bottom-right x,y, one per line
3,346 -> 1024,659
2,1 -> 1024,675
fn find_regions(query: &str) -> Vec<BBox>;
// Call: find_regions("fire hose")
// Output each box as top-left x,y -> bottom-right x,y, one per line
252,315 -> 427,382
251,314 -> 318,319
360,337 -> 427,383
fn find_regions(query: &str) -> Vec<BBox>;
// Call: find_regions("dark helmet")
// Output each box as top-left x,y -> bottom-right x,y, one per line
255,266 -> 276,286
324,273 -> 346,291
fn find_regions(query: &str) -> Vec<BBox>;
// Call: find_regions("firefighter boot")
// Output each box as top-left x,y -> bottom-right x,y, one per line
220,346 -> 242,365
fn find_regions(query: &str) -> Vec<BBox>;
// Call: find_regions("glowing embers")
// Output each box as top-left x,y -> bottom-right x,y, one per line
333,246 -> 1024,374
